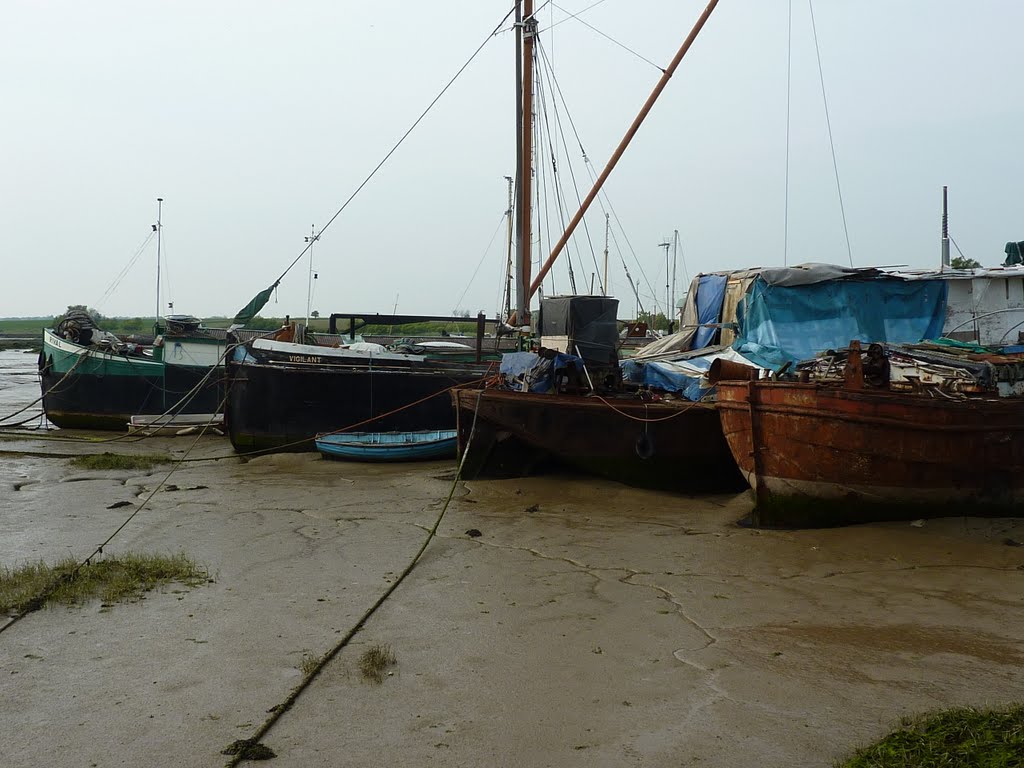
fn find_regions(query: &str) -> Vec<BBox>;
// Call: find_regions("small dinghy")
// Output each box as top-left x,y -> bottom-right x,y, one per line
315,430 -> 458,462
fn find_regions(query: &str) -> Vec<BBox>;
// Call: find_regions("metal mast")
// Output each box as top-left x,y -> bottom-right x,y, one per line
504,175 -> 515,317
304,225 -> 320,325
941,185 -> 950,271
154,197 -> 163,331
602,213 -> 610,296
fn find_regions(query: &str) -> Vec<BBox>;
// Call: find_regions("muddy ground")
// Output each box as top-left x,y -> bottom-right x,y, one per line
1,431 -> 1023,767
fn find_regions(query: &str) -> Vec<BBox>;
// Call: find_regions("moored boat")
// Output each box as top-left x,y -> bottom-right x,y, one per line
715,340 -> 1024,527
224,316 -> 501,453
315,429 -> 457,462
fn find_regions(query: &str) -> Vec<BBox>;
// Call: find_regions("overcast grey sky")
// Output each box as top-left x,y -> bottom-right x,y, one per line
2,1 -> 1021,321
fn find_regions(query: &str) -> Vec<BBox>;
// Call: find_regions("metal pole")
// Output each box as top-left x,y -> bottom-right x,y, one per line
155,197 -> 163,331
603,213 -> 610,296
504,175 -> 514,318
304,225 -> 319,326
527,0 -> 721,301
941,185 -> 950,270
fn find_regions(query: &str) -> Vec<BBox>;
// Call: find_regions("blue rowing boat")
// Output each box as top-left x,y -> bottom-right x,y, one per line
315,429 -> 458,462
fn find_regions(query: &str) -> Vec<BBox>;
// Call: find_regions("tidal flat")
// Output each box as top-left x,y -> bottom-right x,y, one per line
2,420 -> 1023,767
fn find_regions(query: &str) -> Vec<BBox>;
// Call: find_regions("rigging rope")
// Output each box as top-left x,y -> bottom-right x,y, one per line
221,390 -> 486,767
784,0 -> 793,266
549,1 -> 664,72
271,5 -> 518,289
452,210 -> 509,315
0,387 -> 231,638
808,0 -> 854,267
95,229 -> 157,310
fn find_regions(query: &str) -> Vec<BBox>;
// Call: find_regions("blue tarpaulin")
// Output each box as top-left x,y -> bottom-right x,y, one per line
499,351 -> 583,393
694,274 -> 728,349
623,347 -> 763,401
733,278 -> 948,369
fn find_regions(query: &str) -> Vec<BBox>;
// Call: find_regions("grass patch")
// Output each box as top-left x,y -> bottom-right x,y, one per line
299,651 -> 321,678
359,643 -> 396,684
837,704 -> 1024,767
69,452 -> 169,471
0,552 -> 210,615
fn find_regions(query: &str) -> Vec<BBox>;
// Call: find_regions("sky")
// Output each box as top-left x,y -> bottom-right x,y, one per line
2,0 -> 1022,321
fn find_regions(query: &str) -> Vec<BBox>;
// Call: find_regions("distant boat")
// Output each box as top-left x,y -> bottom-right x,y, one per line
315,429 -> 457,462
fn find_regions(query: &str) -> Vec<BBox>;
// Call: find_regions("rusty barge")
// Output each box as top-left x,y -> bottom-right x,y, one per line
715,341 -> 1024,527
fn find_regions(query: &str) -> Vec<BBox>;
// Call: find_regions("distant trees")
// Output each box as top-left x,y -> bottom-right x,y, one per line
951,256 -> 981,269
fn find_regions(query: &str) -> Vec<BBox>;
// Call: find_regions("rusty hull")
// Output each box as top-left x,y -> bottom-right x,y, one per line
716,380 -> 1024,527
453,388 -> 745,493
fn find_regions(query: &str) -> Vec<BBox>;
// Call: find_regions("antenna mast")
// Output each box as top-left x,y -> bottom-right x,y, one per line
304,225 -> 320,325
602,214 -> 610,296
154,197 -> 163,332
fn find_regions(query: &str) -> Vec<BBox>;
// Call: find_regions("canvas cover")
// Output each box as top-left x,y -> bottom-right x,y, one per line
623,346 -> 762,401
539,296 -> 619,365
733,277 -> 948,368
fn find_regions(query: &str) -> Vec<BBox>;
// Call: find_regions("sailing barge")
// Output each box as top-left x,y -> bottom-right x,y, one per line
715,340 -> 1024,527
224,313 -> 501,452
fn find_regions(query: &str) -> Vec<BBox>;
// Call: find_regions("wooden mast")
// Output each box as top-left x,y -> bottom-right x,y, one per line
526,0 -> 720,302
516,0 -> 536,324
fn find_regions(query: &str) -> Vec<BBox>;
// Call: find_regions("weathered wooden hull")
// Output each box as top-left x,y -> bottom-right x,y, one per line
39,331 -> 224,430
226,345 -> 494,453
452,388 -> 745,492
716,380 -> 1024,527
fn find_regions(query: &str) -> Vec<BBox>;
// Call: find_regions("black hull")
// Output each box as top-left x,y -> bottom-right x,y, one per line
226,357 -> 494,453
453,389 -> 746,493
40,365 -> 225,430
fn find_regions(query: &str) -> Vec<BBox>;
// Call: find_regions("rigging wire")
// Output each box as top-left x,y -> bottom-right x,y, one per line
271,4 -> 518,289
529,35 -> 658,311
549,1 -> 664,72
533,45 -> 579,294
808,0 -> 854,267
452,210 -> 509,315
783,0 -> 793,266
536,38 -> 604,293
94,229 -> 157,310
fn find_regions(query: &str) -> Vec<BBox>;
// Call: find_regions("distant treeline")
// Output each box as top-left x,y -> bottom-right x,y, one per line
0,314 -> 483,337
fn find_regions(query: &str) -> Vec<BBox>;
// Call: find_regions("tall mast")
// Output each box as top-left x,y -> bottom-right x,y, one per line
155,197 -> 163,330
602,213 -> 610,296
671,229 -> 679,329
504,175 -> 515,317
516,0 -> 536,323
527,0 -> 720,301
513,0 -> 524,323
304,224 -> 319,325
940,185 -> 950,271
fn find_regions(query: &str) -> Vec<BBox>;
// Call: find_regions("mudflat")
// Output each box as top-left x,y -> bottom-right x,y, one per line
2,432 -> 1023,767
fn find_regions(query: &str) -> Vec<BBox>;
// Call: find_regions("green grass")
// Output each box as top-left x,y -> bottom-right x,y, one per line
358,643 -> 397,683
837,705 -> 1024,768
69,452 -> 169,471
0,552 -> 210,615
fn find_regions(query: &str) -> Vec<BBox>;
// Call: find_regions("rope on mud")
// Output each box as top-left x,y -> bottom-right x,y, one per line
222,390 -> 484,767
0,348 -> 92,425
0,389 -> 232,638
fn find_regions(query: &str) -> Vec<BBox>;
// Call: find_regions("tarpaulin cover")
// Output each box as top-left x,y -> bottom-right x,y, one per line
693,275 -> 728,349
498,351 -> 583,394
623,347 -> 762,401
539,296 -> 619,365
733,277 -> 948,369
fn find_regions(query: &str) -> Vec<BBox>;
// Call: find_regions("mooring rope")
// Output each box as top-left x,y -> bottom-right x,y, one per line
221,390 -> 484,767
0,388 -> 233,638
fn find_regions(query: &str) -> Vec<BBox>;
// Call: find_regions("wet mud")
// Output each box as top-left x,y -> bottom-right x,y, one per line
2,348 -> 1023,766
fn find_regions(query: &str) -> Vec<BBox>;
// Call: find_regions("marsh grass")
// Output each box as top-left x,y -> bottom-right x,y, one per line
299,651 -> 321,678
69,452 -> 169,471
359,643 -> 396,684
0,553 -> 209,615
837,704 -> 1024,767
